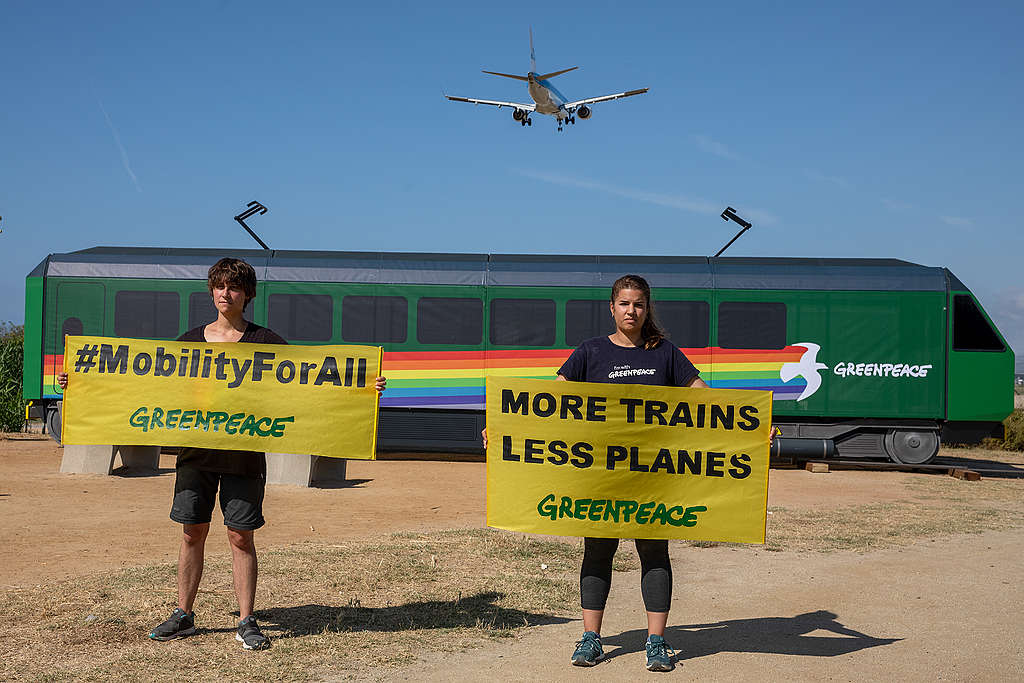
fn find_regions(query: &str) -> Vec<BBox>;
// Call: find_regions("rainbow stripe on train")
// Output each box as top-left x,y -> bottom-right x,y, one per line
43,346 -> 809,405
380,346 -> 808,409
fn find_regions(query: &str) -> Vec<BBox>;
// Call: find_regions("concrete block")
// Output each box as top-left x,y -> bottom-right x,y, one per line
266,453 -> 314,486
312,456 -> 348,484
115,445 -> 161,471
60,444 -> 162,474
61,444 -> 117,474
266,453 -> 347,487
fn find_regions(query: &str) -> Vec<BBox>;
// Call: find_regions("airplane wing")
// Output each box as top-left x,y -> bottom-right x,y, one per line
445,95 -> 536,111
564,88 -> 649,109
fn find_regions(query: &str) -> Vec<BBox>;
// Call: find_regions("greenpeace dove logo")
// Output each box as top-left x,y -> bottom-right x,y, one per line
779,342 -> 828,401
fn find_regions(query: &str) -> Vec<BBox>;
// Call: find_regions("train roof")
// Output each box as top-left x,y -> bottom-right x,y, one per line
30,246 -> 963,292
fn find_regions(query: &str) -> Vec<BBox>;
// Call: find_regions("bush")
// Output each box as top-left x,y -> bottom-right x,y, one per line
1002,409 -> 1024,451
0,323 -> 26,432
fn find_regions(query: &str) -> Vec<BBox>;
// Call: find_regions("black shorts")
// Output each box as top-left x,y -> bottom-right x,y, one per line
170,464 -> 266,530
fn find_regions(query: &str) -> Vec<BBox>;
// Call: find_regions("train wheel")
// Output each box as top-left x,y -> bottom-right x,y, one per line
46,402 -> 62,444
884,429 -> 939,464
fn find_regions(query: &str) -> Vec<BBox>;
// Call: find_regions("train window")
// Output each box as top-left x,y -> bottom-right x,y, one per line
417,297 -> 482,345
342,295 -> 408,343
268,293 -> 333,342
61,317 -> 83,339
114,291 -> 180,339
718,301 -> 786,349
953,295 -> 1004,351
565,300 -> 613,346
188,292 -> 217,331
659,301 -> 710,348
491,298 -> 555,346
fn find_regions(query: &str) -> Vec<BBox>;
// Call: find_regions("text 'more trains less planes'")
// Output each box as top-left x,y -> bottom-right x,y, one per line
23,247 -> 1015,464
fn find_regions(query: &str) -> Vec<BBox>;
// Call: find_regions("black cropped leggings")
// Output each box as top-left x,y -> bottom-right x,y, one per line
580,537 -> 672,613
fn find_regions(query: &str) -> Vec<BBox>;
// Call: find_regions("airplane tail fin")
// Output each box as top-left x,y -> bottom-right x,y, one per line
482,70 -> 529,81
530,26 -> 536,73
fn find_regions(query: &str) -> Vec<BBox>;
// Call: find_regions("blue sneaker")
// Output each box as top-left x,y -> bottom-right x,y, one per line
571,630 -> 604,666
645,634 -> 675,671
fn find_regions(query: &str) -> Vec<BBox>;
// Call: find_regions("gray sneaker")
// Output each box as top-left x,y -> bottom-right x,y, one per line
236,615 -> 270,650
571,630 -> 604,666
148,608 -> 196,641
645,633 -> 675,672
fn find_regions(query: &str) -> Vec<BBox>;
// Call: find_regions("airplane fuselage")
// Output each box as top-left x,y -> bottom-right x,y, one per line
528,73 -> 568,117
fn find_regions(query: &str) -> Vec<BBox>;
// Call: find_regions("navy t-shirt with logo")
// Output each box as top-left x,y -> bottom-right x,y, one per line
557,336 -> 700,387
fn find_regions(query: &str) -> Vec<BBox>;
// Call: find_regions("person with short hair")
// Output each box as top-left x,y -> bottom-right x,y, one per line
59,257 -> 386,650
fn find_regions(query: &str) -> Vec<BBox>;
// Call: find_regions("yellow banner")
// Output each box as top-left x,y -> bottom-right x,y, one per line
486,378 -> 772,543
62,336 -> 381,459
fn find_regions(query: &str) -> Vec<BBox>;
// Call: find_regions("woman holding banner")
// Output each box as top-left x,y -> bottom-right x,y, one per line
558,274 -> 707,672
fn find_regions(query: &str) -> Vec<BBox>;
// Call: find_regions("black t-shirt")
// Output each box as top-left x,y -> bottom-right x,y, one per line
558,336 -> 699,387
175,322 -> 287,477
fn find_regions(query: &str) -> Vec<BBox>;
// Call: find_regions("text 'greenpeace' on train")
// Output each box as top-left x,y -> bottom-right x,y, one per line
23,248 -> 1016,464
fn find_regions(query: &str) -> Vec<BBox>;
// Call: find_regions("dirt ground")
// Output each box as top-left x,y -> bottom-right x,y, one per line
0,437 -> 917,587
2,436 -> 1023,680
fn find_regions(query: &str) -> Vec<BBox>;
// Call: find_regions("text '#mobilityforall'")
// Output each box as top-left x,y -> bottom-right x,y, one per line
72,343 -> 369,389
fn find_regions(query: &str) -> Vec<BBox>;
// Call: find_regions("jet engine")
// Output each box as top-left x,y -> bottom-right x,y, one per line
576,105 -> 592,119
512,109 -> 526,121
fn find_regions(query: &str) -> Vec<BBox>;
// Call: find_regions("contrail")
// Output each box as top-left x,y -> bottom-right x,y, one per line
517,170 -> 778,225
97,98 -> 142,193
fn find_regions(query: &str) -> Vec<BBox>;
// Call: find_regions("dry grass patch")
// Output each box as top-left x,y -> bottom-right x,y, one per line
0,529 -> 584,682
764,467 -> 1024,552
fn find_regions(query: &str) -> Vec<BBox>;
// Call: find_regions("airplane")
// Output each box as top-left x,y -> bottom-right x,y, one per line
446,29 -> 648,132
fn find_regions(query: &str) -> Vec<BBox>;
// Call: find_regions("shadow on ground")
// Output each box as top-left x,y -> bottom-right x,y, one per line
259,591 -> 572,637
936,456 -> 1024,478
111,465 -> 175,478
603,610 -> 900,662
307,478 -> 372,489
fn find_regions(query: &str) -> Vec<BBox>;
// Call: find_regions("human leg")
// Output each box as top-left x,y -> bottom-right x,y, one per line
227,529 -> 269,649
179,523 -> 210,612
219,472 -> 265,618
168,465 -> 219,613
580,536 -> 620,626
148,523 -> 208,641
635,539 -> 674,671
220,473 -> 269,649
635,538 -> 672,630
226,527 -> 257,619
572,537 -> 619,666
151,466 -> 218,641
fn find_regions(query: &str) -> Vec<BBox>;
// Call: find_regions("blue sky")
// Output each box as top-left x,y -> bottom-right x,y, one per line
2,1 -> 1022,370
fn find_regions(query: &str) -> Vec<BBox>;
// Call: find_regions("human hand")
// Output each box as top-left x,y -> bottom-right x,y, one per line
481,428 -> 488,449
57,372 -> 68,390
375,376 -> 387,394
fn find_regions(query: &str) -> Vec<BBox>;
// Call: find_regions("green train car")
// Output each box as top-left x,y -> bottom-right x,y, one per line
23,247 -> 1015,463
